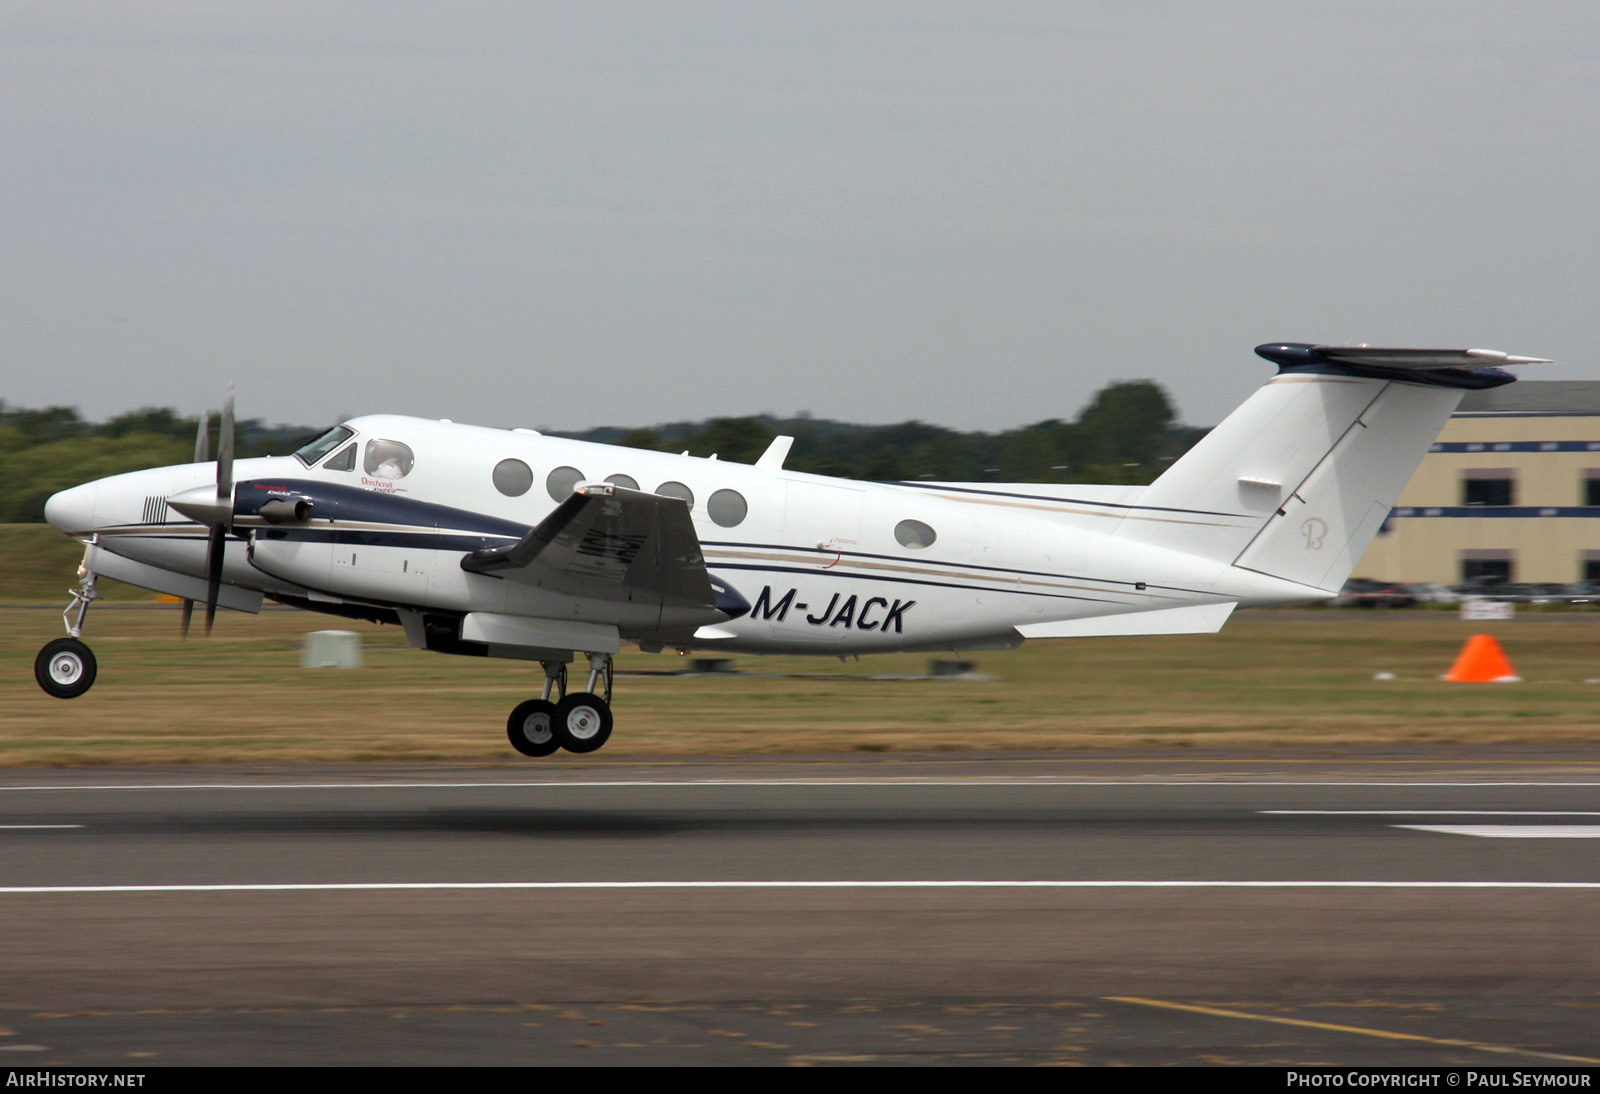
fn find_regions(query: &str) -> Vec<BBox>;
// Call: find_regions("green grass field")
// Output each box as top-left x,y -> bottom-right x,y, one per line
0,523 -> 161,602
6,537 -> 1600,766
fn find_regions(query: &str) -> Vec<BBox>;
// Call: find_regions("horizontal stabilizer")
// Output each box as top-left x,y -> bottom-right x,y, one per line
1310,346 -> 1552,369
1256,343 -> 1550,389
1015,602 -> 1234,639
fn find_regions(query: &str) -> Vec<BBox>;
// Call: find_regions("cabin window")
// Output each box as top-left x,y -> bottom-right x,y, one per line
323,443 -> 356,472
293,425 -> 354,467
546,465 -> 584,501
707,488 -> 748,528
656,481 -> 695,509
364,439 -> 414,480
493,458 -> 534,497
894,518 -> 937,549
605,474 -> 640,490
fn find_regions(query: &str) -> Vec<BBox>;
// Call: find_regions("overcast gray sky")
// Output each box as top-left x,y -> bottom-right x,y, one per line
3,2 -> 1595,434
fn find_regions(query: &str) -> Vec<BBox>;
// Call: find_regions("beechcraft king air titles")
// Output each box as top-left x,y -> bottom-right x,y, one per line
35,342 -> 1549,756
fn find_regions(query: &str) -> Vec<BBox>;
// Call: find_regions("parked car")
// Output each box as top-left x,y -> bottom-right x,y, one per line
1565,582 -> 1600,606
1336,578 -> 1418,609
1456,582 -> 1593,605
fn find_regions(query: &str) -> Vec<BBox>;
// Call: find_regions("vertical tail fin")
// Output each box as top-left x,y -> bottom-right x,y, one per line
1115,344 -> 1545,593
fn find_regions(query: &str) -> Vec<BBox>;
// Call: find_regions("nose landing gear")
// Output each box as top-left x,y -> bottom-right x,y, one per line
36,540 -> 100,700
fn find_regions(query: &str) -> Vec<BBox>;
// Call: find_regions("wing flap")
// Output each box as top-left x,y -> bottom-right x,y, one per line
460,483 -> 717,610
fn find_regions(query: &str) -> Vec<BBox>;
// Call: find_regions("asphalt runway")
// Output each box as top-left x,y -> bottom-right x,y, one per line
1,748 -> 1598,1066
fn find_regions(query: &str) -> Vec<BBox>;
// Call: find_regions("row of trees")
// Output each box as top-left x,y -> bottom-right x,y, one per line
0,380 -> 1205,522
564,381 -> 1204,484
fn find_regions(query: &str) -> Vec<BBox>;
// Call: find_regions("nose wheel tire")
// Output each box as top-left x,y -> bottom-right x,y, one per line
507,699 -> 561,757
553,693 -> 613,754
35,638 -> 97,699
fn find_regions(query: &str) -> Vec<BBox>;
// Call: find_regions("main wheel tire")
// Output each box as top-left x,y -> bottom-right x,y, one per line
506,699 -> 561,757
553,692 -> 613,754
35,638 -> 97,700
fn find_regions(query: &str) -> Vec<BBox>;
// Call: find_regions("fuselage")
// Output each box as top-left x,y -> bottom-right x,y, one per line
44,413 -> 1321,657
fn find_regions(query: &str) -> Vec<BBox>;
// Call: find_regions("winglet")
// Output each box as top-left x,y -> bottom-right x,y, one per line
756,435 -> 794,471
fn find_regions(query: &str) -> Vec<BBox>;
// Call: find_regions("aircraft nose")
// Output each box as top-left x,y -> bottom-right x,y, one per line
44,482 -> 98,535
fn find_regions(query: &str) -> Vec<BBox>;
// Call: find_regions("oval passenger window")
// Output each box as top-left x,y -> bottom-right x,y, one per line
546,466 -> 585,501
493,458 -> 534,497
894,519 -> 937,549
707,489 -> 748,528
655,481 -> 695,509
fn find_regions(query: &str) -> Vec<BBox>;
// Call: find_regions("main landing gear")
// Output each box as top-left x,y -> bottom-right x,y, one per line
506,653 -> 614,758
35,543 -> 100,700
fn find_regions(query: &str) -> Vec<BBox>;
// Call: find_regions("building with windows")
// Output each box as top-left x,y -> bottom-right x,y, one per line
1356,381 -> 1600,585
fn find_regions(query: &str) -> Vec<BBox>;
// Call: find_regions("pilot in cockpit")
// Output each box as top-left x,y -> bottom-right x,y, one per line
364,439 -> 415,480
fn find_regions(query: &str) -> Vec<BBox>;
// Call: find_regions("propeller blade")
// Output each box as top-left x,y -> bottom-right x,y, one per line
193,412 -> 210,465
180,598 -> 195,639
217,388 -> 235,501
204,525 -> 225,636
170,388 -> 239,528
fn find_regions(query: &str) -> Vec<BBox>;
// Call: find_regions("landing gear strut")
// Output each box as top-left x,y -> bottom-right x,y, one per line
36,542 -> 100,699
506,653 -> 614,757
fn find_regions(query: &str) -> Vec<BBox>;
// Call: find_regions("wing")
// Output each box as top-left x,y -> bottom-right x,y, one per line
460,483 -> 718,612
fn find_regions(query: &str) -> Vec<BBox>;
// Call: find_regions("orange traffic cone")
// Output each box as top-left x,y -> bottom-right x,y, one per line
1443,634 -> 1522,683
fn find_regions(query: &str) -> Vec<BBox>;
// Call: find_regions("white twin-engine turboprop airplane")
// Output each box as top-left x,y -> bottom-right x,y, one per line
36,342 -> 1547,755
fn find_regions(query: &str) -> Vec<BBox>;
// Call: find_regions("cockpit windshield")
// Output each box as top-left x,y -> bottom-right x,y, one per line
293,425 -> 356,467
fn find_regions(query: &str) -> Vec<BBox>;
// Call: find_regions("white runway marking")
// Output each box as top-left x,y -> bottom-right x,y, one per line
1,880 -> 1598,894
1111,996 -> 1600,1067
1265,810 -> 1600,816
0,824 -> 83,829
1396,825 -> 1600,839
1265,811 -> 1600,837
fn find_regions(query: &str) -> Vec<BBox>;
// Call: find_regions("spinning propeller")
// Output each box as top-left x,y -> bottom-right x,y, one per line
166,389 -> 235,637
